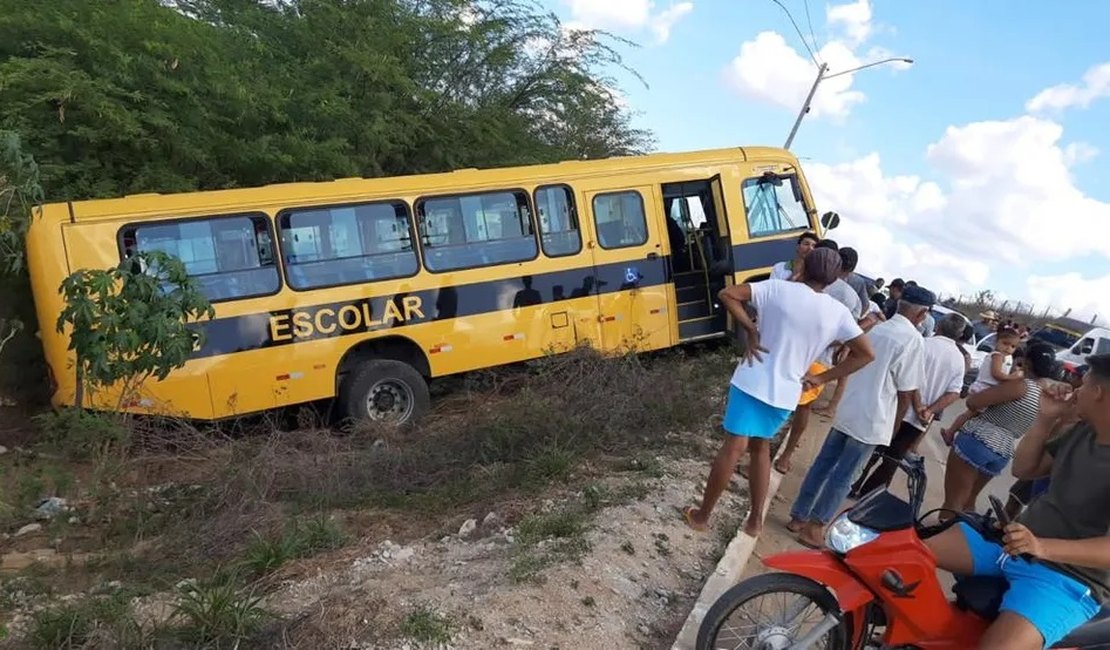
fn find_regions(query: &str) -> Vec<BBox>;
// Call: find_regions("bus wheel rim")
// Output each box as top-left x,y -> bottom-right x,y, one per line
367,379 -> 414,421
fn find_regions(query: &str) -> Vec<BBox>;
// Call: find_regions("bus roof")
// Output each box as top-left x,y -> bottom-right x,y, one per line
58,146 -> 798,222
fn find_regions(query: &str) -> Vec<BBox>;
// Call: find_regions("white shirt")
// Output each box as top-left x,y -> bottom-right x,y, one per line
918,311 -> 935,337
973,351 -> 1013,389
833,314 -> 925,445
826,278 -> 864,319
770,260 -> 795,280
816,278 -> 865,366
731,279 -> 863,410
904,336 -> 965,430
869,300 -> 883,316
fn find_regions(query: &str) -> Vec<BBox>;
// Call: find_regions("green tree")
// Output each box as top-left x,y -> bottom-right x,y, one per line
0,0 -> 652,202
56,251 -> 214,407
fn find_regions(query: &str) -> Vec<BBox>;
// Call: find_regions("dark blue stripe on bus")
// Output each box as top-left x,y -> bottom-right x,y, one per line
191,238 -> 793,359
732,238 -> 795,272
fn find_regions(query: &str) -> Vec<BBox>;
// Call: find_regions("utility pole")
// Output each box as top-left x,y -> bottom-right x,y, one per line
784,63 -> 827,150
783,57 -> 913,150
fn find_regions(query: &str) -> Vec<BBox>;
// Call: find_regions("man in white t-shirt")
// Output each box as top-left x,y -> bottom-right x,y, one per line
771,244 -> 868,476
684,248 -> 875,537
851,312 -> 967,497
769,231 -> 820,280
787,285 -> 934,548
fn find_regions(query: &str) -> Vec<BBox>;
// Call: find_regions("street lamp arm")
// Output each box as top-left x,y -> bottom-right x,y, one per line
825,57 -> 914,80
784,56 -> 913,149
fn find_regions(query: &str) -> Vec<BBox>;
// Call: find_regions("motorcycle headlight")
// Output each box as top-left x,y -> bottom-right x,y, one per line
825,513 -> 879,554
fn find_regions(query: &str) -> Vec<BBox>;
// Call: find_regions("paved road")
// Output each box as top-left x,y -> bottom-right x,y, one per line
918,398 -> 1017,512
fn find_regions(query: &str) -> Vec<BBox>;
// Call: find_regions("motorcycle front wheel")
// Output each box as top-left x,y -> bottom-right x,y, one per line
696,572 -> 851,650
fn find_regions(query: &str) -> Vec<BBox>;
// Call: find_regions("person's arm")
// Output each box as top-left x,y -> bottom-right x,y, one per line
718,283 -> 767,364
1004,525 -> 1110,570
1011,419 -> 1054,480
808,334 -> 875,386
895,390 -> 915,434
966,377 -> 1027,411
1038,536 -> 1110,570
718,284 -> 756,332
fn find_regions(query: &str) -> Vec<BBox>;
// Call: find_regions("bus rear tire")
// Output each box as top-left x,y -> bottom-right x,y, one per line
338,359 -> 430,426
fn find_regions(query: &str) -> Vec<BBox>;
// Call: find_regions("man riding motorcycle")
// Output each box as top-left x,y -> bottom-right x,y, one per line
923,353 -> 1110,649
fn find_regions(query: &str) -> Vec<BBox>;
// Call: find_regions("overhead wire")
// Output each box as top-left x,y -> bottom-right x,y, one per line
801,0 -> 822,62
769,0 -> 819,66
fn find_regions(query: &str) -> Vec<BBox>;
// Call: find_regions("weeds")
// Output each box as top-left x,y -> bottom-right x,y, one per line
171,575 -> 269,647
510,507 -> 592,583
400,606 -> 455,646
242,515 -> 347,576
27,594 -> 142,649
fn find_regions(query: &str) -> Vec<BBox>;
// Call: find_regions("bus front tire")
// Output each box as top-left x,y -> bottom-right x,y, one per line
338,359 -> 430,425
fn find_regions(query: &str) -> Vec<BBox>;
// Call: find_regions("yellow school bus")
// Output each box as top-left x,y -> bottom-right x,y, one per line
26,146 -> 834,423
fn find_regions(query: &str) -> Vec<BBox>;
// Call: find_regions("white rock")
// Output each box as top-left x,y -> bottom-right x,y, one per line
504,639 -> 534,646
0,445 -> 8,455
458,518 -> 478,538
67,516 -> 80,525
14,523 -> 42,537
393,547 -> 415,562
482,511 -> 502,528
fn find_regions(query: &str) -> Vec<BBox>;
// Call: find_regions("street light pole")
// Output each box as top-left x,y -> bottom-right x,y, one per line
784,62 -> 828,150
783,57 -> 913,150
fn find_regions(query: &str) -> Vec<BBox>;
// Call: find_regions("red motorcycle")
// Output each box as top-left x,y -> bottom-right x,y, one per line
696,454 -> 1110,649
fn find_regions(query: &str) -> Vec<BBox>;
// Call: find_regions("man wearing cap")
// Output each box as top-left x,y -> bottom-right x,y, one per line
685,248 -> 875,538
883,278 -> 906,320
788,284 -> 934,548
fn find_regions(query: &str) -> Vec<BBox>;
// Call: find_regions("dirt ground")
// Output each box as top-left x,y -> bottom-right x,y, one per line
250,455 -> 747,649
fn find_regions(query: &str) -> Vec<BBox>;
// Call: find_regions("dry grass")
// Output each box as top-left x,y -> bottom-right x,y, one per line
2,345 -> 736,647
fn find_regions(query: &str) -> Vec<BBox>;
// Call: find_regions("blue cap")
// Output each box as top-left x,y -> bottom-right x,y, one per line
901,285 -> 936,307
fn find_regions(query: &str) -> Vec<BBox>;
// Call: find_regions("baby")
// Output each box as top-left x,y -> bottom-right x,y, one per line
941,328 -> 1024,445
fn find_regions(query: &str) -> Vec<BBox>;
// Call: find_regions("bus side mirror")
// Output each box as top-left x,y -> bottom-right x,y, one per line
821,211 -> 841,230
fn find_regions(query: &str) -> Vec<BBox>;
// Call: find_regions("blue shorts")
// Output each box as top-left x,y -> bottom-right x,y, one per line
953,430 -> 1009,476
722,386 -> 792,439
957,522 -> 1100,646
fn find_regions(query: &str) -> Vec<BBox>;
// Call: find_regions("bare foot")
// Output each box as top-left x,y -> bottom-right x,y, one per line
797,523 -> 825,549
940,428 -> 955,446
743,513 -> 763,537
785,518 -> 806,533
773,455 -> 792,474
683,506 -> 709,532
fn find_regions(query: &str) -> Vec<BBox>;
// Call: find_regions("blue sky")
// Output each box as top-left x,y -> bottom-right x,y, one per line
544,0 -> 1110,322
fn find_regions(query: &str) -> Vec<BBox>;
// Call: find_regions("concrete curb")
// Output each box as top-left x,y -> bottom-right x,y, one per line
670,468 -> 786,650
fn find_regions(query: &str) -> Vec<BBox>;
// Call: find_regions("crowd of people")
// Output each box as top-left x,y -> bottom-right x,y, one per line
682,231 -> 1110,649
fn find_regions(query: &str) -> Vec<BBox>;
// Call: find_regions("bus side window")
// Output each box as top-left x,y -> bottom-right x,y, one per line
534,185 -> 581,257
592,191 -> 647,249
278,200 -> 418,291
120,214 -> 280,303
416,190 -> 538,272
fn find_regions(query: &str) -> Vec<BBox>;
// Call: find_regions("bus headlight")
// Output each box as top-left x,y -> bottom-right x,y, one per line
825,513 -> 879,554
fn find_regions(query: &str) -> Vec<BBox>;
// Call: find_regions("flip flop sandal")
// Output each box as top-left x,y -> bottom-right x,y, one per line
682,506 -> 708,533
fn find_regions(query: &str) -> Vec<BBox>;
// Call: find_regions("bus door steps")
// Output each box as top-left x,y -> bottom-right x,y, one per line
678,299 -> 713,322
679,315 -> 726,341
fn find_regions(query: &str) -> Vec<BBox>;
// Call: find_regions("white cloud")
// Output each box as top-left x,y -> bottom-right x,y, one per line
722,0 -> 908,121
560,0 -> 693,44
1064,141 -> 1099,166
650,2 -> 693,44
826,0 -> 873,45
805,114 -> 1110,310
1027,273 -> 1110,324
724,32 -> 864,119
1026,62 -> 1110,113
